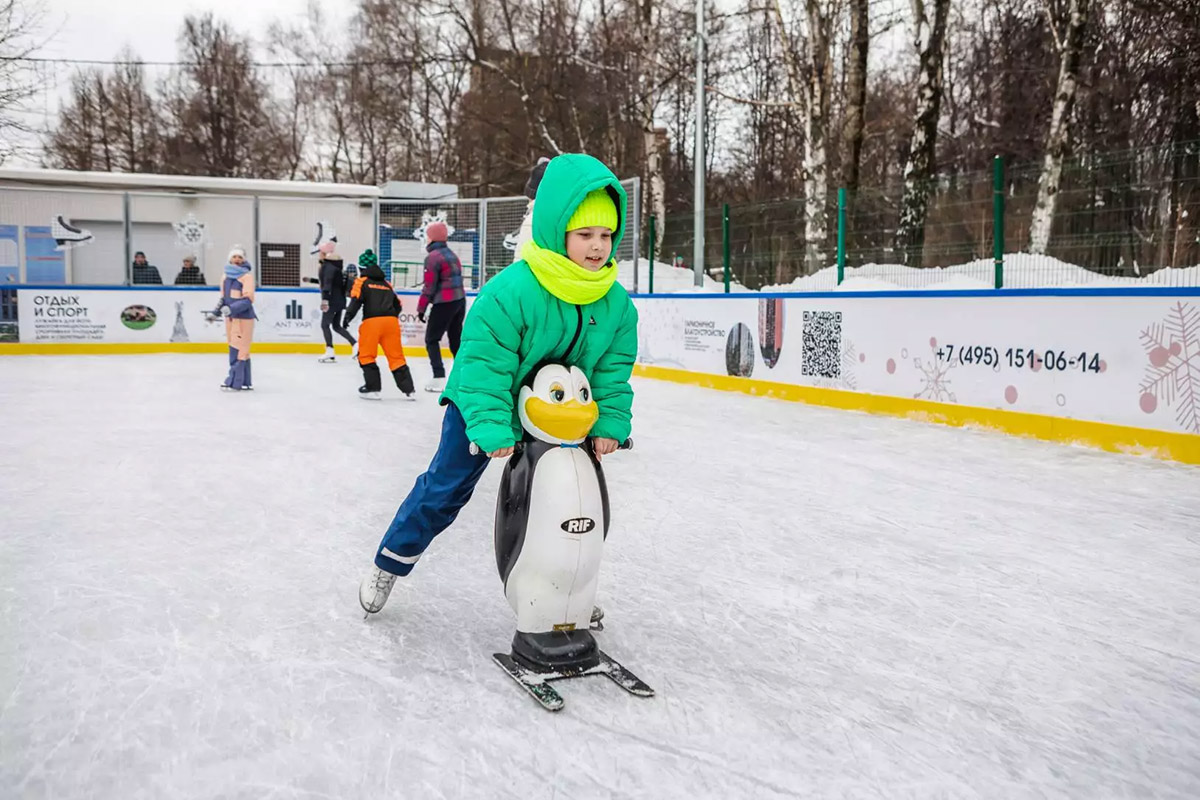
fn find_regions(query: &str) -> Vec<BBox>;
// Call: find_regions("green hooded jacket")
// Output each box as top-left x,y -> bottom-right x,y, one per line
441,154 -> 639,453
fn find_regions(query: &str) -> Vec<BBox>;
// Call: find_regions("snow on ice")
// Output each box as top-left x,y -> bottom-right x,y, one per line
1,355 -> 1198,798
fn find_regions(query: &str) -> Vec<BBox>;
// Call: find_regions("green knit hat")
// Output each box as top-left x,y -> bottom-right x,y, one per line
358,249 -> 378,268
566,189 -> 619,233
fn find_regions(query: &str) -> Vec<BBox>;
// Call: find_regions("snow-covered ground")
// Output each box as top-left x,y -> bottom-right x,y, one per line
2,355 -> 1199,799
618,254 -> 1200,294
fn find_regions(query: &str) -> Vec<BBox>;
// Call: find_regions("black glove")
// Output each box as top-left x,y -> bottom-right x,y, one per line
417,308 -> 426,323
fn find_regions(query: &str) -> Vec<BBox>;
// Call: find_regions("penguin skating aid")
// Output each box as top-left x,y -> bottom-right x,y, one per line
475,363 -> 654,711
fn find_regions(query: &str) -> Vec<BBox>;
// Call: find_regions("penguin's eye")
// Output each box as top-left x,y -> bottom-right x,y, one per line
549,383 -> 566,403
579,386 -> 590,403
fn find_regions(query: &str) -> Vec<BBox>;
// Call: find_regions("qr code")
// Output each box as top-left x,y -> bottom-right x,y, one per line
802,311 -> 842,378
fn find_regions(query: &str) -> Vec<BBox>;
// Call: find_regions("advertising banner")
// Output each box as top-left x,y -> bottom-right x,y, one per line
635,293 -> 1200,437
15,288 -> 475,351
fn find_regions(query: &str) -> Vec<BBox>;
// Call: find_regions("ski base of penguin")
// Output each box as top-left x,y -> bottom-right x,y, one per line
486,363 -> 654,712
493,648 -> 654,713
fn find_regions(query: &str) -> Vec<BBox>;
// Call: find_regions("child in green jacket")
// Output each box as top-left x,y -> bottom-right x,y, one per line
360,154 -> 639,614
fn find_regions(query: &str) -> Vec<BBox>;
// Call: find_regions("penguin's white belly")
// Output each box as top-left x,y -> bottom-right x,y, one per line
505,447 -> 605,633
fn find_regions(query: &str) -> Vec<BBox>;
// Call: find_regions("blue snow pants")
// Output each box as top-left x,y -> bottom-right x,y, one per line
374,403 -> 491,576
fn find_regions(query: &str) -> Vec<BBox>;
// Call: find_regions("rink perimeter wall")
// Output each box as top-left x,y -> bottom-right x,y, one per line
2,285 -> 1199,465
629,288 -> 1200,466
0,285 -> 459,356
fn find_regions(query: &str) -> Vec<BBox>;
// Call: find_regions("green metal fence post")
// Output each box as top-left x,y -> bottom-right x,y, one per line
837,188 -> 846,286
648,214 -> 656,294
993,155 -> 1004,289
722,203 -> 731,293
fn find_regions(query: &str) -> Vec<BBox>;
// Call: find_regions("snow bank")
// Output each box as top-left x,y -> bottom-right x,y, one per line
760,254 -> 1200,293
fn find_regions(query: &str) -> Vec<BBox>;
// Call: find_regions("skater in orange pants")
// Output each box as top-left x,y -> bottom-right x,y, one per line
343,249 -> 415,400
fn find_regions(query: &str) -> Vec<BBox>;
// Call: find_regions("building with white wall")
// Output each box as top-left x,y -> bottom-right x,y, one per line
0,169 -> 382,286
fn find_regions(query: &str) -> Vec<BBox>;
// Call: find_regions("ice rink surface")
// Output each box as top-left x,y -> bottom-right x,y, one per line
1,354 -> 1198,799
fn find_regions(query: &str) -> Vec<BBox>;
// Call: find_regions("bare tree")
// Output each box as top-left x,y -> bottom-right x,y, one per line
839,0 -> 869,195
1028,0 -> 1091,254
0,0 -> 44,164
45,53 -> 163,173
894,0 -> 951,264
801,0 -> 835,271
160,14 -> 294,179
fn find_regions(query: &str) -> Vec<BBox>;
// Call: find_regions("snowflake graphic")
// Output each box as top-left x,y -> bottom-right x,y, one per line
412,210 -> 456,242
914,342 -> 956,403
1139,301 -> 1200,433
173,214 -> 206,247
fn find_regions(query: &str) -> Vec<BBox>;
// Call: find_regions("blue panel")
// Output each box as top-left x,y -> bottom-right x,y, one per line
24,227 -> 66,284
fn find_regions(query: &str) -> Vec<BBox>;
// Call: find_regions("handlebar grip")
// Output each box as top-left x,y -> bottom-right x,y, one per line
469,442 -> 524,456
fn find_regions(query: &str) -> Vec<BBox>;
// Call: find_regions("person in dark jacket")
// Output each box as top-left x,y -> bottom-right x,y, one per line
416,221 -> 466,392
132,251 -> 163,285
173,255 -> 206,285
343,249 -> 415,400
316,246 -> 357,363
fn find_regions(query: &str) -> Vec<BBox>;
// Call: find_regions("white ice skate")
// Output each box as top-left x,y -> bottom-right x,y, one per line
424,377 -> 446,393
359,565 -> 397,614
358,389 -> 382,401
318,347 -> 337,364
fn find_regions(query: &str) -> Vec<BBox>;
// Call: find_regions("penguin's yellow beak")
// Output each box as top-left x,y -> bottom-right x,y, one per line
523,397 -> 599,442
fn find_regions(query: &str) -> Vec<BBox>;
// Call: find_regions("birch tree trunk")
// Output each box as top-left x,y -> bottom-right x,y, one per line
1028,0 -> 1090,255
640,0 -> 665,256
803,0 -> 833,273
894,0 -> 951,265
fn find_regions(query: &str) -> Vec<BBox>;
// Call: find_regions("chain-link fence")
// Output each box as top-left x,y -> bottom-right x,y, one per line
0,175 -> 645,290
654,141 -> 1200,291
379,177 -> 642,291
0,185 -> 379,288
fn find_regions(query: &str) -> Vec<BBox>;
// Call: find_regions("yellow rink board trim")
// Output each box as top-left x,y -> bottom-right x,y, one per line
633,363 -> 1200,466
0,343 -> 453,358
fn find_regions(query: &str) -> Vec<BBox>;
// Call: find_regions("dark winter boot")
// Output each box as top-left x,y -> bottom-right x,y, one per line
392,364 -> 415,398
359,362 -> 382,400
511,629 -> 600,673
230,360 -> 248,391
221,347 -> 237,389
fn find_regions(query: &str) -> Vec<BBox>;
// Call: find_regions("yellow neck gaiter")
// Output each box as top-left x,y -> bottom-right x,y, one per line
521,240 -> 617,305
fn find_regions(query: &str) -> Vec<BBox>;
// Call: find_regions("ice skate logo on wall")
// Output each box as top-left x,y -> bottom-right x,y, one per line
51,216 -> 94,251
310,221 -> 337,255
173,214 -> 206,248
560,517 -> 597,534
413,211 -> 455,242
121,304 -> 157,331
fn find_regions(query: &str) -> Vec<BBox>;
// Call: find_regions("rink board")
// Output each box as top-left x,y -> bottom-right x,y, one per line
630,288 -> 1200,464
2,285 -> 1198,463
0,285 -> 468,352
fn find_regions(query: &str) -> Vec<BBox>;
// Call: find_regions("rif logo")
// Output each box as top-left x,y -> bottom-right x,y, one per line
560,517 -> 596,534
286,300 -> 303,320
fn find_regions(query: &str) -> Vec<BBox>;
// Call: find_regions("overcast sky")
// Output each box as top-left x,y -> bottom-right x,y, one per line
10,0 -> 346,164
36,0 -> 344,62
